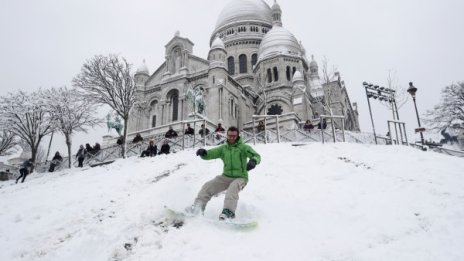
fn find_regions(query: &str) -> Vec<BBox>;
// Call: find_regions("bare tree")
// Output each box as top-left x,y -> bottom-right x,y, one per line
320,57 -> 337,116
425,82 -> 464,131
0,90 -> 53,170
384,70 -> 408,110
42,87 -> 101,168
73,54 -> 137,158
377,70 -> 409,120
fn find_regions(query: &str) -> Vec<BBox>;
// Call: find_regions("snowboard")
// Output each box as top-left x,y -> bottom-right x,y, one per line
163,207 -> 258,231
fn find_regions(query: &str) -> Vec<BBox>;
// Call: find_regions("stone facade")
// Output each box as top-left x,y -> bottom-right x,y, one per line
127,0 -> 359,134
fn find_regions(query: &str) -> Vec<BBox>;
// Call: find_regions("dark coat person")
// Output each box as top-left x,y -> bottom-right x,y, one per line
93,143 -> 101,154
132,133 -> 143,143
215,123 -> 225,133
165,127 -> 178,139
76,145 -> 87,168
16,159 -> 33,184
303,120 -> 314,132
116,136 -> 124,145
257,121 -> 265,132
85,143 -> 93,156
141,140 -> 158,157
185,124 -> 194,135
49,152 -> 63,172
317,119 -> 327,130
159,141 -> 171,155
199,124 -> 210,137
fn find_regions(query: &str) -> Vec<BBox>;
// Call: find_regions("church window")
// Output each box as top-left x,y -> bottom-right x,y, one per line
151,115 -> 157,128
292,67 -> 296,76
251,54 -> 257,67
286,66 -> 291,81
230,99 -> 234,117
227,56 -> 235,75
172,47 -> 182,73
239,54 -> 247,73
267,104 -> 283,115
273,67 -> 279,81
150,100 -> 158,109
267,68 -> 272,83
167,89 -> 179,122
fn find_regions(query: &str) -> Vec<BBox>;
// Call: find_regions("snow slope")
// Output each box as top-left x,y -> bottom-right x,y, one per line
1,143 -> 463,261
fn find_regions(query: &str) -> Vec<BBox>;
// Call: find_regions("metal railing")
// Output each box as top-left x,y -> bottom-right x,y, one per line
26,119 -> 463,173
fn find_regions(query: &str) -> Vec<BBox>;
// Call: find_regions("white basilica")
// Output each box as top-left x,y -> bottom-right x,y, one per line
127,0 -> 360,135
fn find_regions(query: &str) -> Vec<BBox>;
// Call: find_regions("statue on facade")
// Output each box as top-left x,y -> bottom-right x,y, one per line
106,113 -> 124,136
187,87 -> 207,115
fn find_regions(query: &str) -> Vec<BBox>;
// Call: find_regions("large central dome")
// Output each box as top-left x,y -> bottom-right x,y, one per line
215,0 -> 272,31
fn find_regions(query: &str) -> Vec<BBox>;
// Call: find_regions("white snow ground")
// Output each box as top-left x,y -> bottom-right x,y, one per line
0,142 -> 463,261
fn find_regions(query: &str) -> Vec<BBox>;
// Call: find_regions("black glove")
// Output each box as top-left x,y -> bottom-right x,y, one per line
196,148 -> 207,157
246,159 -> 257,171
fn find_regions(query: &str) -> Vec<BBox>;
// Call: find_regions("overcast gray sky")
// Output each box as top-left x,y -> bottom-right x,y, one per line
1,0 -> 463,155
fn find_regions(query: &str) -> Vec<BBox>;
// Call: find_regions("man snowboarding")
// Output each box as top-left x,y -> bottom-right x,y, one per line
188,126 -> 261,220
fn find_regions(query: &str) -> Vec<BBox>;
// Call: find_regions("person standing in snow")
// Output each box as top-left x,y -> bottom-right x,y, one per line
76,145 -> 86,168
16,158 -> 33,184
188,126 -> 261,220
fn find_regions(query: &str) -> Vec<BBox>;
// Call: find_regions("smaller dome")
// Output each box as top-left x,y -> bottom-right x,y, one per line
292,71 -> 304,83
211,37 -> 225,50
258,26 -> 301,61
136,59 -> 149,75
272,1 -> 281,12
310,55 -> 318,68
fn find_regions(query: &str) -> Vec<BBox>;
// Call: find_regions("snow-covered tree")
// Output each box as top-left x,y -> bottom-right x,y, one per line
72,54 -> 137,158
0,129 -> 17,156
0,90 -> 53,169
42,87 -> 101,168
425,82 -> 464,131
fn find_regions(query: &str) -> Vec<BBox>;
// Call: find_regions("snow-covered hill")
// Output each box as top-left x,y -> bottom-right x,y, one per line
1,143 -> 463,261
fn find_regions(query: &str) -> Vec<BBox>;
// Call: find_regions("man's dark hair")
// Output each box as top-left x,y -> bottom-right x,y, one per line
227,126 -> 239,134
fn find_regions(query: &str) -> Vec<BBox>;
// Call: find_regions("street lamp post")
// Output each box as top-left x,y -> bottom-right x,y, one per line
407,82 -> 425,148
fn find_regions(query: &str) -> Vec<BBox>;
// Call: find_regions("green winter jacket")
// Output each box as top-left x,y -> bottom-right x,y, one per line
201,137 -> 261,182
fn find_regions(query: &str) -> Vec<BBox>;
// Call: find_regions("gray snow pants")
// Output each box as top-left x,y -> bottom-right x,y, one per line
194,175 -> 247,213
